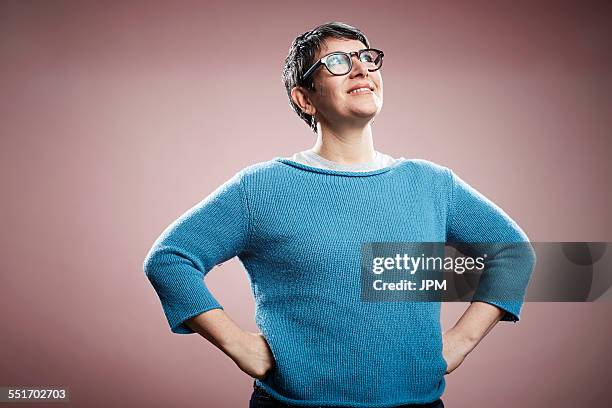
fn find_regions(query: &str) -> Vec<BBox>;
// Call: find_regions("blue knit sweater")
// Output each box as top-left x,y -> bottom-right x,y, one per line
143,158 -> 535,407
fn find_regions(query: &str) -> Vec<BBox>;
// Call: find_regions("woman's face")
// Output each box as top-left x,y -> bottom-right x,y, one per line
307,38 -> 384,127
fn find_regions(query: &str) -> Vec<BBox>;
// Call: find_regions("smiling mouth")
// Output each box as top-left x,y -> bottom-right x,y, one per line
348,87 -> 373,95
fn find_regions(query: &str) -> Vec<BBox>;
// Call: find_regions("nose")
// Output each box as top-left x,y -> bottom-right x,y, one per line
349,54 -> 369,78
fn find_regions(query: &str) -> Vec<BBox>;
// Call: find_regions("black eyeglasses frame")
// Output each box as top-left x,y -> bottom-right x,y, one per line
301,48 -> 384,84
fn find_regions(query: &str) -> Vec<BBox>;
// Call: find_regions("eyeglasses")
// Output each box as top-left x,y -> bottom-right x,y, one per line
301,48 -> 384,83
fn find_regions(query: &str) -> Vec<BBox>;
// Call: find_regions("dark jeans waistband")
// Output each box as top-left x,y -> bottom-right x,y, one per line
249,382 -> 445,408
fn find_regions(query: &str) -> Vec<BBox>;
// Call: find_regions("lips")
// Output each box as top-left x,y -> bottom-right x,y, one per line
347,83 -> 375,94
348,88 -> 373,95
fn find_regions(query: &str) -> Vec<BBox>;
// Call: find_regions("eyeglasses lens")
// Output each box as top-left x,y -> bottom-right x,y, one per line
327,54 -> 351,75
359,50 -> 381,67
325,50 -> 382,75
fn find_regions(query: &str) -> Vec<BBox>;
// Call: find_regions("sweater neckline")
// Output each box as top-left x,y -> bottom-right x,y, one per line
274,157 -> 406,177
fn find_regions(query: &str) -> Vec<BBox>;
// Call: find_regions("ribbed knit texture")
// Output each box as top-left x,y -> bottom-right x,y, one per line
143,158 -> 535,407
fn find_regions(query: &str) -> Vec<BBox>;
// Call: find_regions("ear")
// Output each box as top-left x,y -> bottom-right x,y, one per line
291,86 -> 316,116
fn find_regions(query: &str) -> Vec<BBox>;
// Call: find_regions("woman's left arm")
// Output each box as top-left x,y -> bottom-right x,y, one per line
442,167 -> 537,373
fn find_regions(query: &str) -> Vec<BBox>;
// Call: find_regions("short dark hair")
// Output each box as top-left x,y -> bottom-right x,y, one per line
282,21 -> 370,133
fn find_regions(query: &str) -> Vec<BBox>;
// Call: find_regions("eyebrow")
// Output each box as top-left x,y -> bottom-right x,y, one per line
318,48 -> 365,58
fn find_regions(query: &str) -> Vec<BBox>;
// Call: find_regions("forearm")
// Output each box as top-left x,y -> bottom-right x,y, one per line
185,308 -> 275,379
185,308 -> 246,356
446,301 -> 505,353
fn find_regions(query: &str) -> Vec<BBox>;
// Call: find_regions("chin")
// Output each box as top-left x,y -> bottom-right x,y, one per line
348,112 -> 378,125
351,106 -> 381,119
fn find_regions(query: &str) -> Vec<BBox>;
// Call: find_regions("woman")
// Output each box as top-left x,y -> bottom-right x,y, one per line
143,22 -> 535,408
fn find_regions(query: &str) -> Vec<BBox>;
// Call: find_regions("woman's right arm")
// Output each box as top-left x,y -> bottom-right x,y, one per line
143,172 -> 274,378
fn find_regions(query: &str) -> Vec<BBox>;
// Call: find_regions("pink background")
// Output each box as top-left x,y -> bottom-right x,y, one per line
1,1 -> 610,407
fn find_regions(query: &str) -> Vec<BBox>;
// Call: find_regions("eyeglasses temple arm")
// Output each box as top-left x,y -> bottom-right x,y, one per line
301,61 -> 322,83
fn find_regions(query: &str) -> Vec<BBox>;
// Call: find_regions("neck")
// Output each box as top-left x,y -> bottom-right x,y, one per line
311,121 -> 376,164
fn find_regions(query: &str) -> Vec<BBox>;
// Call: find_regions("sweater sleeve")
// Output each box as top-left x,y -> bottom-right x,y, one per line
444,168 -> 536,322
143,172 -> 250,334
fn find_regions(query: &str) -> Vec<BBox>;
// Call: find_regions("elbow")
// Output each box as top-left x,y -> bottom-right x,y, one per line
143,246 -> 166,283
524,241 -> 537,272
143,251 -> 157,282
142,244 -> 206,283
